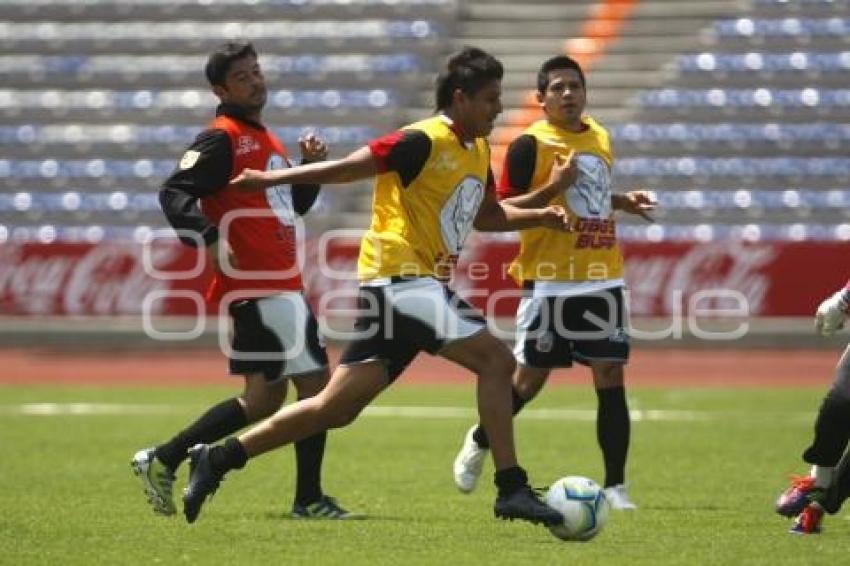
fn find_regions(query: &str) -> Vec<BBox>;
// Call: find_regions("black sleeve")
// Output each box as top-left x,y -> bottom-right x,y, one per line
505,134 -> 537,194
292,157 -> 321,216
369,129 -> 431,188
158,129 -> 232,247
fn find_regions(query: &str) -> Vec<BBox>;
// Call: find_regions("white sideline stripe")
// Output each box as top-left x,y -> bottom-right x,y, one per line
1,402 -> 717,422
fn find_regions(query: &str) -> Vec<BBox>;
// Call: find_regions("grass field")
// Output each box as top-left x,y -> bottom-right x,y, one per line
0,382 -> 844,565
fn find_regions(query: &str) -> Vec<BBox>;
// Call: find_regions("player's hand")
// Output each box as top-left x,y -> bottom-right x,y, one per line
299,133 -> 328,162
620,190 -> 657,223
548,149 -> 578,191
206,239 -> 237,274
815,290 -> 850,336
230,168 -> 270,191
539,205 -> 572,231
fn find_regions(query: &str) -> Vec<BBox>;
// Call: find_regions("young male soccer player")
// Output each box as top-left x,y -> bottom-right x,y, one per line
452,55 -> 655,509
179,46 -> 576,527
776,279 -> 850,534
131,41 -> 352,519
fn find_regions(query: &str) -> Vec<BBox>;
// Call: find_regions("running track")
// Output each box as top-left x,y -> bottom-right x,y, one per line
0,347 -> 839,387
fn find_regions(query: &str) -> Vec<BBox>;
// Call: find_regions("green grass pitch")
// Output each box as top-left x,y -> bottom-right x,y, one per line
0,383 -> 843,565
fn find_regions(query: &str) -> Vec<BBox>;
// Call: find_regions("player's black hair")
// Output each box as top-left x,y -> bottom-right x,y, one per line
205,41 -> 258,87
434,46 -> 503,111
537,55 -> 586,93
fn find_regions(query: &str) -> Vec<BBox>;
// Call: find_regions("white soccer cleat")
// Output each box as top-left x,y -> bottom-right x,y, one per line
603,484 -> 637,510
131,447 -> 177,516
453,426 -> 488,493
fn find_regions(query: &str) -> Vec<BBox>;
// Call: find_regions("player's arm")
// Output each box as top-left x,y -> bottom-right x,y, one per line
499,135 -> 577,209
158,128 -> 235,272
611,191 -> 657,222
231,146 -> 377,191
159,129 -> 230,247
815,280 -> 850,336
230,129 -> 430,192
474,170 -> 571,232
291,133 -> 329,216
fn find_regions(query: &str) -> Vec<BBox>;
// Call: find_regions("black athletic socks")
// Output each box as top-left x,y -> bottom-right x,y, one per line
155,398 -> 248,470
294,432 -> 327,506
597,386 -> 630,488
494,465 -> 529,496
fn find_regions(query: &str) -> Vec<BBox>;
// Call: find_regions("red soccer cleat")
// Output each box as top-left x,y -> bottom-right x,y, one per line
776,475 -> 821,517
790,504 -> 824,535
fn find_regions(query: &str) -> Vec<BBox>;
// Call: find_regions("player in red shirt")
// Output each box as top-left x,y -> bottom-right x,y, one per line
131,42 -> 352,520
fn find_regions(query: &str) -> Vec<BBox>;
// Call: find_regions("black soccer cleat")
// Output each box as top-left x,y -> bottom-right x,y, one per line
182,444 -> 224,524
494,486 -> 562,526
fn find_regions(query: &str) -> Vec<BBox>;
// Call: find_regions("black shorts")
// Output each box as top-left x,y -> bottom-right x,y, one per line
514,286 -> 629,369
228,292 -> 328,382
339,277 -> 486,382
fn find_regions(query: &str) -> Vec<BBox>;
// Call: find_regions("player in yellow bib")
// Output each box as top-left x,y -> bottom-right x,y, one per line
179,47 -> 578,527
453,55 -> 655,509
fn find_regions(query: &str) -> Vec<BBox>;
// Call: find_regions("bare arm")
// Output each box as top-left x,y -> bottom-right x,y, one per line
474,189 -> 571,232
230,146 -> 378,191
502,149 -> 577,209
611,190 -> 657,222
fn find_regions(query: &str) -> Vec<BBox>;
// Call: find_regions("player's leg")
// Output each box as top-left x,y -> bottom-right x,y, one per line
131,372 -> 283,516
180,285 -> 414,523
440,330 -> 560,525
779,343 -> 850,526
289,368 -> 356,519
248,292 -> 352,518
454,364 -> 549,493
454,293 -> 558,492
569,287 -> 633,509
589,361 -> 634,509
131,296 -> 291,518
182,361 -> 390,523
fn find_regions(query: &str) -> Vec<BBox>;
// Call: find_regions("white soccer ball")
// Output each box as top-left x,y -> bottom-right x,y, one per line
544,476 -> 610,541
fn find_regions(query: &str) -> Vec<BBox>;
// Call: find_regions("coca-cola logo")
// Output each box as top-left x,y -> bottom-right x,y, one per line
0,243 -> 182,315
626,243 -> 777,315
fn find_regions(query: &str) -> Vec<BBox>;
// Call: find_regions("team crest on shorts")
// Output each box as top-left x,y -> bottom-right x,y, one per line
535,331 -> 555,353
179,150 -> 201,170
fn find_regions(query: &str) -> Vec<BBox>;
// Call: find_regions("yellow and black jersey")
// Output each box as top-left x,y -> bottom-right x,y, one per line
498,117 -> 623,285
358,114 -> 495,281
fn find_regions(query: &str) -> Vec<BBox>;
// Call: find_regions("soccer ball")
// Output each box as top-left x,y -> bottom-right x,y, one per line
544,476 -> 610,541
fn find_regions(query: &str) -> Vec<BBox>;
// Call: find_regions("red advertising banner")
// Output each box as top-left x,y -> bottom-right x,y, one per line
0,238 -> 846,317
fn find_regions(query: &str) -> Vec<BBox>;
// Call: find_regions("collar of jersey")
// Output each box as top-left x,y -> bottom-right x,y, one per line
438,114 -> 473,150
216,104 -> 266,131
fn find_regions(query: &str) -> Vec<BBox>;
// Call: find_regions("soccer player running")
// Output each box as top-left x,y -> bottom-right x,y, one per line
452,55 -> 655,509
775,281 -> 850,534
180,46 -> 576,527
132,42 -> 353,520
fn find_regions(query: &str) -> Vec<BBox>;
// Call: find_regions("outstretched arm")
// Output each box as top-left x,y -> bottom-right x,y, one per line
230,145 -> 377,191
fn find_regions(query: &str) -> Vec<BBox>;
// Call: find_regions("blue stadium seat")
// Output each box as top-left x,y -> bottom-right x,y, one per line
714,17 -> 849,38
615,157 -> 850,177
0,53 -> 426,79
0,124 -> 377,146
677,52 -> 850,73
638,88 -> 850,108
0,89 -> 400,111
610,123 -> 850,143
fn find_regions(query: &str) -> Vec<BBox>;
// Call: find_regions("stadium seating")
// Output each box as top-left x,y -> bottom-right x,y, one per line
2,0 -> 849,243
1,0 -> 459,237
